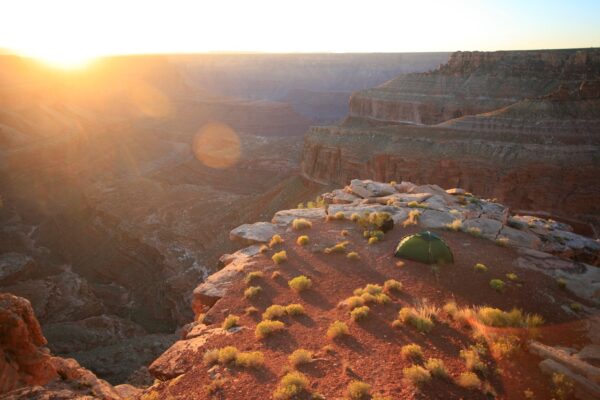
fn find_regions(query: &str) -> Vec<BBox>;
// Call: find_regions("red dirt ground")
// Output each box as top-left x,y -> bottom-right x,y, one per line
148,218 -> 593,399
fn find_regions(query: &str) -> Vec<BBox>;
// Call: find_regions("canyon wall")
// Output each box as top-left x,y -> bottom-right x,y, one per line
302,49 -> 600,233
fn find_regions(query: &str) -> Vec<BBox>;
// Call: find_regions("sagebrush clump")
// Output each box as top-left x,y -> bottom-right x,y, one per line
255,320 -> 285,339
288,275 -> 312,292
292,218 -> 312,230
272,250 -> 288,264
327,320 -> 349,339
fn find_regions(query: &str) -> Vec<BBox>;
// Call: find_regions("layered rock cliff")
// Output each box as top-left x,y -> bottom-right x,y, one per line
302,49 -> 600,234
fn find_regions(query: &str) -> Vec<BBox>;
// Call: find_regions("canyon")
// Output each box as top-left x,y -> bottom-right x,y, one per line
302,49 -> 600,235
0,53 -> 447,384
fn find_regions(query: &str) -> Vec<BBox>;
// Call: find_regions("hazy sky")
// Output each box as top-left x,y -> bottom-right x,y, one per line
1,0 -> 599,66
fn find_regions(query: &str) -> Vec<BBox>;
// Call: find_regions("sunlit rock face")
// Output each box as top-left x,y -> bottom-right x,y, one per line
302,49 -> 600,234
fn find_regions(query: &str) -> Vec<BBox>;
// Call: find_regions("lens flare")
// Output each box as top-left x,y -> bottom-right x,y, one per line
193,122 -> 241,169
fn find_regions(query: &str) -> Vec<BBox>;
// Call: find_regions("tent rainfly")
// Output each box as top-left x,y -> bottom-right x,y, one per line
394,231 -> 454,264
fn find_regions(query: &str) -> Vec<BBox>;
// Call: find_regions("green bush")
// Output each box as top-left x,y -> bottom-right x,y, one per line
489,279 -> 505,292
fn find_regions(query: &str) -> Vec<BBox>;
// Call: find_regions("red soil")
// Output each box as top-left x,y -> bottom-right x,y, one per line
150,218 -> 592,399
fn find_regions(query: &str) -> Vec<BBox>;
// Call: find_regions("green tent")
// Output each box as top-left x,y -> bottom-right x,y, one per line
394,231 -> 454,264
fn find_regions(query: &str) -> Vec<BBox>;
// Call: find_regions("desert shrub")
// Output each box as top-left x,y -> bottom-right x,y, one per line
203,348 -> 220,365
403,210 -> 421,227
467,227 -> 482,237
401,344 -> 424,362
288,349 -> 313,367
375,293 -> 391,304
204,378 -> 227,395
443,301 -> 474,326
557,278 -> 567,289
368,212 -> 392,228
460,347 -> 486,373
296,235 -> 309,246
344,296 -> 365,309
341,229 -> 350,237
288,275 -> 312,292
407,201 -> 428,208
273,372 -> 309,400
272,250 -> 288,264
506,273 -> 518,281
350,213 -> 361,222
292,218 -> 312,230
360,292 -> 377,304
350,305 -> 370,321
474,263 -> 488,273
402,365 -> 431,386
255,320 -> 285,339
235,351 -> 265,368
489,279 -> 505,292
363,230 -> 384,240
217,346 -> 239,364
263,305 -> 287,320
476,307 -> 543,328
368,237 -> 379,245
244,271 -> 263,284
424,358 -> 448,379
347,380 -> 372,399
334,211 -> 346,220
456,372 -> 481,389
384,279 -> 402,293
245,306 -> 259,315
271,271 -> 282,280
396,260 -> 405,268
396,307 -> 435,333
552,372 -> 574,400
269,234 -> 284,247
285,303 -> 306,316
327,320 -> 349,339
449,209 -> 461,215
324,241 -> 348,254
222,314 -> 239,330
355,284 -> 383,296
570,302 -> 583,312
347,251 -> 360,260
259,244 -> 269,253
445,219 -> 463,231
489,335 -> 520,359
495,236 -> 509,247
244,286 -> 262,299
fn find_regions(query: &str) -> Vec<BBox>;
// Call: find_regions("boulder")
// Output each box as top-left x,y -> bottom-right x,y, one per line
149,327 -> 226,380
192,256 -> 260,316
395,181 -> 417,193
271,208 -> 326,226
499,226 -> 542,249
229,222 -> 277,245
529,341 -> 600,383
462,218 -> 503,240
418,209 -> 456,229
538,359 -> 600,400
349,179 -> 396,198
479,202 -> 509,224
321,189 -> 360,204
0,293 -> 57,394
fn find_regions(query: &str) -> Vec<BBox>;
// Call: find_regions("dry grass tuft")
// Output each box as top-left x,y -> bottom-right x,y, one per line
403,210 -> 421,227
424,358 -> 448,379
288,275 -> 312,292
292,218 -> 312,230
445,219 -> 463,231
255,320 -> 285,339
288,349 -> 313,367
327,320 -> 349,340
222,314 -> 239,330
273,372 -> 310,400
272,250 -> 288,264
269,234 -> 284,247
244,271 -> 264,284
350,305 -> 370,321
474,263 -> 488,273
244,286 -> 262,299
262,305 -> 287,320
383,279 -> 402,293
285,303 -> 306,316
401,344 -> 424,362
347,380 -> 372,399
324,241 -> 349,254
456,372 -> 481,390
402,365 -> 431,386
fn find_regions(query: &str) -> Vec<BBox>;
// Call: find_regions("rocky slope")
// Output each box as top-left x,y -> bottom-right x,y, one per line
137,179 -> 599,399
301,49 -> 600,234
